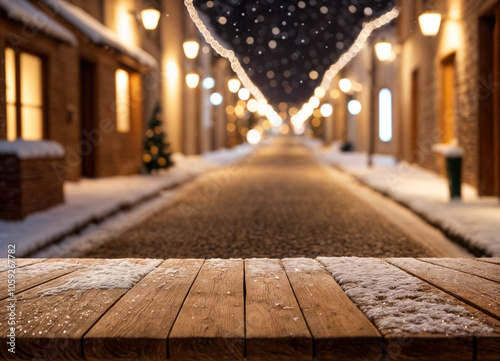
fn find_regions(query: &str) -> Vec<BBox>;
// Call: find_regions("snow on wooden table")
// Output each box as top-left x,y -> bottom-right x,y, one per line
0,257 -> 499,361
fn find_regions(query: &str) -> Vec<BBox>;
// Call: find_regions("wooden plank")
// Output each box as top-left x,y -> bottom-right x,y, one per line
245,259 -> 312,361
0,259 -> 83,300
282,258 -> 381,361
0,258 -> 46,272
169,259 -> 244,361
319,257 -> 500,361
477,258 -> 500,265
84,259 -> 203,361
420,258 -> 500,283
388,258 -> 500,320
0,259 -> 160,360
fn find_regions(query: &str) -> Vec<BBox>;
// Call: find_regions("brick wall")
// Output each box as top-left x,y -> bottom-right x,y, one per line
0,155 -> 64,220
396,0 -> 493,188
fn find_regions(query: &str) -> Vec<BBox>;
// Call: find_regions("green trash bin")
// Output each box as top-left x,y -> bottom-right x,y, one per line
446,157 -> 462,199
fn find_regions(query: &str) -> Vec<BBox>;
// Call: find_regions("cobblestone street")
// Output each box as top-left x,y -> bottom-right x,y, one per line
84,138 -> 435,258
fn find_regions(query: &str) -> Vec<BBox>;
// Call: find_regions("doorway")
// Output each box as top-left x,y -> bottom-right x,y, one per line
440,53 -> 456,144
479,4 -> 500,196
80,59 -> 97,178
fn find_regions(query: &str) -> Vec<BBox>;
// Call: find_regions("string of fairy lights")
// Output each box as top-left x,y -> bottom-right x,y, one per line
184,0 -> 400,135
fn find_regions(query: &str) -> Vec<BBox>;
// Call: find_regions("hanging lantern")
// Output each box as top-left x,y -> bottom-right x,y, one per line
375,41 -> 393,61
140,8 -> 161,30
418,11 -> 442,36
183,40 -> 200,59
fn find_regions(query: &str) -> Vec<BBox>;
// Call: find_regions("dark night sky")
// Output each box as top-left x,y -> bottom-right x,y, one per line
194,0 -> 396,106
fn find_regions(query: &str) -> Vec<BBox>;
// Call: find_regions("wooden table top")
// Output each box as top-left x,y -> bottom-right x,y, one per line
1,257 -> 499,361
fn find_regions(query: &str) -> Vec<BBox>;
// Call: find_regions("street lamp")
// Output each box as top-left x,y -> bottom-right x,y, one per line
228,78 -> 241,93
418,11 -> 442,36
375,41 -> 393,61
185,72 -> 200,88
140,8 -> 161,30
183,40 -> 200,59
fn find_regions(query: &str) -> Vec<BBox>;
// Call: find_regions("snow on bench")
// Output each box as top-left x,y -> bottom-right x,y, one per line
0,257 -> 499,361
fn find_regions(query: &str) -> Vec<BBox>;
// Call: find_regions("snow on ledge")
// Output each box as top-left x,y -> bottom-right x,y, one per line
0,140 -> 65,159
432,142 -> 465,158
0,0 -> 78,46
44,0 -> 157,69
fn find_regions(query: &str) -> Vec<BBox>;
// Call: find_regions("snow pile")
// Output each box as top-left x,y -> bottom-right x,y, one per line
0,143 -> 255,257
41,259 -> 161,295
432,142 -> 465,158
316,144 -> 500,257
318,257 -> 495,335
0,140 -> 65,159
0,0 -> 77,46
42,0 -> 156,69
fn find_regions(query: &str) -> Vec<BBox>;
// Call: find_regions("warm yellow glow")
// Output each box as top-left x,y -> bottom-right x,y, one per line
280,124 -> 290,134
309,96 -> 320,108
247,99 -> 258,112
339,78 -> 352,93
141,8 -> 161,30
247,129 -> 261,144
183,40 -> 200,59
375,41 -> 392,61
418,11 -> 442,36
5,48 -> 16,141
234,105 -> 245,117
314,87 -> 326,98
238,87 -> 250,100
185,72 -> 200,88
313,109 -> 322,118
228,78 -> 241,93
312,118 -> 321,127
20,53 -> 43,140
226,123 -> 236,132
115,69 -> 130,133
320,103 -> 333,117
288,107 -> 298,116
330,89 -> 341,99
226,105 -> 235,114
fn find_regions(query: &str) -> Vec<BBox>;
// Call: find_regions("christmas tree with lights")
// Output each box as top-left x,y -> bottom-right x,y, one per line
143,104 -> 173,173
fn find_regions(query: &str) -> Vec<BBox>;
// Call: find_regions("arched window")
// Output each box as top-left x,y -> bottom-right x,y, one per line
379,88 -> 393,142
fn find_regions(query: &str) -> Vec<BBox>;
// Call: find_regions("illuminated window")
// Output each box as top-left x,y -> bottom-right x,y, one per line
379,88 -> 393,142
5,48 -> 44,141
115,69 -> 130,133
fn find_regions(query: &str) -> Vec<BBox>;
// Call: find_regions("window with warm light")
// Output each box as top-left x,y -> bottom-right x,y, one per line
5,48 -> 44,141
379,88 -> 393,142
115,69 -> 130,133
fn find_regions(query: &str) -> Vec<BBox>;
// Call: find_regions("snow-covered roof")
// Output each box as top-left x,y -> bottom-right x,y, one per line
0,140 -> 65,159
0,0 -> 78,46
44,0 -> 157,69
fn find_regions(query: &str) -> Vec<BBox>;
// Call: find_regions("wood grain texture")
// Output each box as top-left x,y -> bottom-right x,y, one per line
420,258 -> 500,283
84,259 -> 204,361
0,259 -> 157,361
0,259 -> 83,300
477,258 -> 500,265
388,258 -> 500,320
168,259 -> 245,361
282,258 -> 381,361
245,259 -> 312,361
0,258 -> 46,272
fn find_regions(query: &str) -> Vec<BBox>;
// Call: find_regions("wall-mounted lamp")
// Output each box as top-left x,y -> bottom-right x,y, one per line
141,8 -> 161,30
418,11 -> 442,36
185,72 -> 200,88
375,41 -> 393,61
183,40 -> 200,59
